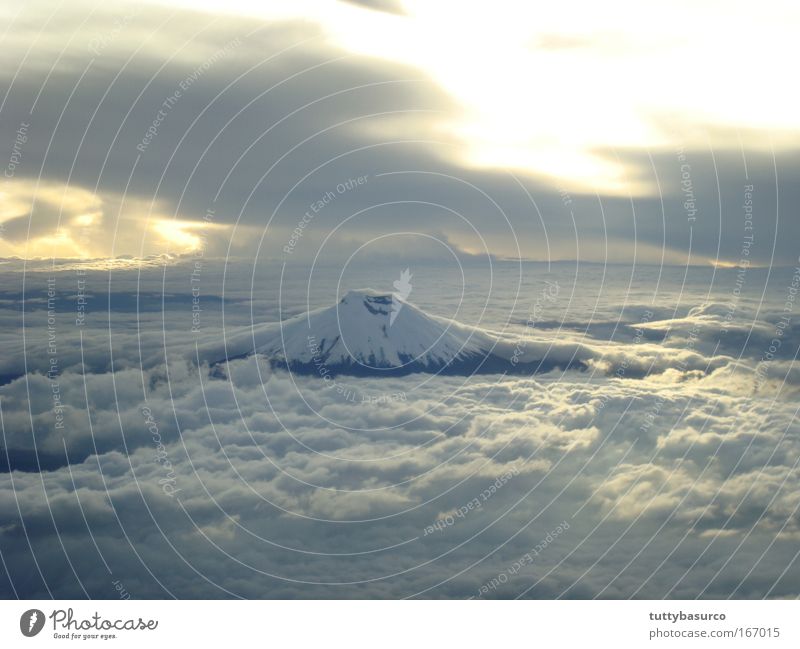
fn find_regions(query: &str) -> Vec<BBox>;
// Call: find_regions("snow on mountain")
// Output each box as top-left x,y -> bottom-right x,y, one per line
254,288 -> 491,374
199,288 -> 585,377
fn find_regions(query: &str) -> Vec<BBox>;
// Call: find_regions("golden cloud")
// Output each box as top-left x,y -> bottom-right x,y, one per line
0,178 -> 228,260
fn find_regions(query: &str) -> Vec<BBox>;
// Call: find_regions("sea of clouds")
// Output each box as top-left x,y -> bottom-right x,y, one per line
1,259 -> 799,598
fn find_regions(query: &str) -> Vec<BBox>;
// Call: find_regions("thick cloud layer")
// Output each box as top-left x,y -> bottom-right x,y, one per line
1,260 -> 799,599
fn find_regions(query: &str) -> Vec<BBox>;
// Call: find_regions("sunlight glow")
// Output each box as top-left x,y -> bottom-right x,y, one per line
151,219 -> 224,254
0,180 -> 227,260
144,0 -> 800,195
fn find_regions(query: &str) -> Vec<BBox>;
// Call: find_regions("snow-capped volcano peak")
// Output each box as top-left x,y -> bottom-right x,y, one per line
253,288 -> 489,374
199,288 -> 584,377
339,288 -> 395,317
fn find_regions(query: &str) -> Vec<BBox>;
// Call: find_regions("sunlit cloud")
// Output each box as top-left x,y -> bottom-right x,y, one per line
140,0 -> 800,195
151,218 -> 227,254
0,179 -> 229,260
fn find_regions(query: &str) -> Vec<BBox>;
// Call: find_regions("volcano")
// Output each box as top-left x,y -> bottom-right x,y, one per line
205,289 -> 582,377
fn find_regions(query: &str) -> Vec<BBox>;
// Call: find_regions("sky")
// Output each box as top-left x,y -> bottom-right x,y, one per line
1,0 -> 799,265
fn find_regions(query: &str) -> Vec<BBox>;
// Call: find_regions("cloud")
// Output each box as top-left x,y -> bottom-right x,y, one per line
2,307 -> 799,598
2,1 -> 799,265
339,0 -> 406,15
0,179 -> 230,259
153,0 -> 800,194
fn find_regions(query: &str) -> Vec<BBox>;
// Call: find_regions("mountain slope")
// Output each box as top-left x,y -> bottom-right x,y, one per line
202,289 -> 584,377
258,289 -> 491,373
